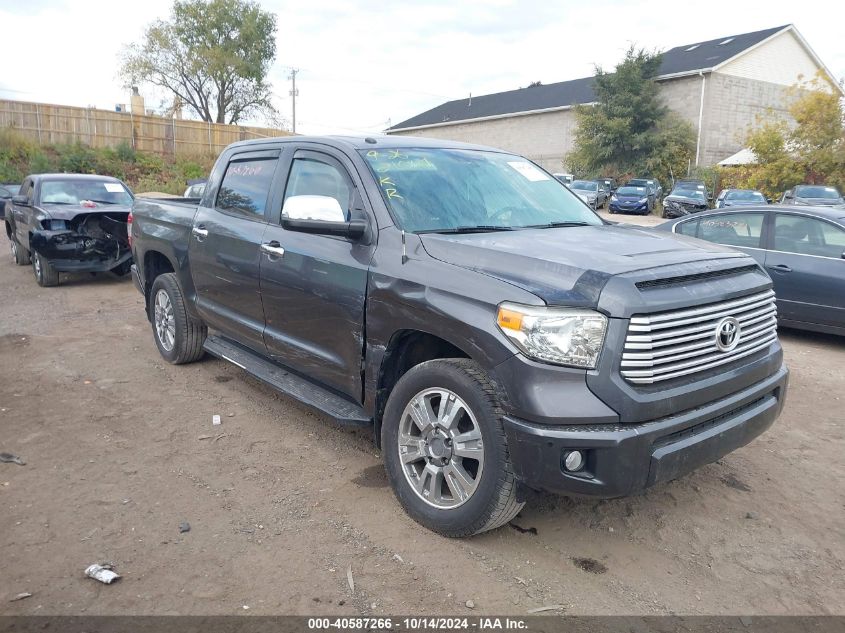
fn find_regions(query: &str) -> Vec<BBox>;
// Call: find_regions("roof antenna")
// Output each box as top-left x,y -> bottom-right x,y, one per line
468,93 -> 472,107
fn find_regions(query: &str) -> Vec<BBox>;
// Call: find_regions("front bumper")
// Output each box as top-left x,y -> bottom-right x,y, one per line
609,201 -> 648,214
503,363 -> 788,497
30,229 -> 131,272
662,203 -> 707,218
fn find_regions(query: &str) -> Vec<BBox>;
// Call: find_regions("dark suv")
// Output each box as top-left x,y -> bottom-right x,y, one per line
128,136 -> 788,537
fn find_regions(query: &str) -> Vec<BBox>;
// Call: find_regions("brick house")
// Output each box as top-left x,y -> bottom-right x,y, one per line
385,25 -> 843,170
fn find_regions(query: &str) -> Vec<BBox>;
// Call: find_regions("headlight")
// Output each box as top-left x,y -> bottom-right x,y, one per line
639,197 -> 648,203
496,303 -> 608,368
610,195 -> 618,201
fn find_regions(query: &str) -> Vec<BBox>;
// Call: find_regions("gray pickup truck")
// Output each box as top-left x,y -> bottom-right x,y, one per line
129,136 -> 788,537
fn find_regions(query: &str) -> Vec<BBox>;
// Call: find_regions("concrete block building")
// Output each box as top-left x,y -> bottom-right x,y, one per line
386,25 -> 843,171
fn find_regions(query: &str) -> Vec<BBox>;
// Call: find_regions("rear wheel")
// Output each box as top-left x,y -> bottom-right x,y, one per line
32,251 -> 59,287
382,359 -> 524,537
149,273 -> 207,364
10,235 -> 30,266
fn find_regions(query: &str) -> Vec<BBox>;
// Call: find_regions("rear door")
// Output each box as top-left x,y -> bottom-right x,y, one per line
189,149 -> 281,350
765,212 -> 845,327
259,147 -> 375,400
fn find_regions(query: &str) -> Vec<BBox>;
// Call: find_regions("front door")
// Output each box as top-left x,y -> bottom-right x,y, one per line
260,148 -> 374,400
766,212 -> 845,328
189,149 -> 280,350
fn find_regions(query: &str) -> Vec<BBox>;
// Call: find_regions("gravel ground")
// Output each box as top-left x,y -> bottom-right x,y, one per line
0,238 -> 843,616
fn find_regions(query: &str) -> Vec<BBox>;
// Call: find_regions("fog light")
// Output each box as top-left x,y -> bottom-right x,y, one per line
563,450 -> 585,472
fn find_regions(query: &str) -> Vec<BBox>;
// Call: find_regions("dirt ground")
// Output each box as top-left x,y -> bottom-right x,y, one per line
1,238 -> 843,616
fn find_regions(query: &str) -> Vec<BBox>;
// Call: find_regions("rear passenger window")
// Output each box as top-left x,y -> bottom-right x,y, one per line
698,213 -> 764,248
676,219 -> 699,237
216,158 -> 276,219
284,157 -> 352,219
774,214 -> 845,258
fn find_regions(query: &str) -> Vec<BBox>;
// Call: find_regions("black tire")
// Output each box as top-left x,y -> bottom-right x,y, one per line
382,358 -> 524,537
10,234 -> 30,266
149,273 -> 207,364
32,251 -> 59,287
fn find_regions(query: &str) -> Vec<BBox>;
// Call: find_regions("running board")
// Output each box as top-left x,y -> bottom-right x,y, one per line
203,335 -> 371,426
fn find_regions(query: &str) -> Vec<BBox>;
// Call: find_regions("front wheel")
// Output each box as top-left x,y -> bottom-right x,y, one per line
149,273 -> 207,364
32,252 -> 59,286
382,359 -> 524,537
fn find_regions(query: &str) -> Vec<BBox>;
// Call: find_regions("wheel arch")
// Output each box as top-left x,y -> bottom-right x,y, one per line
142,250 -> 177,320
372,328 -> 473,448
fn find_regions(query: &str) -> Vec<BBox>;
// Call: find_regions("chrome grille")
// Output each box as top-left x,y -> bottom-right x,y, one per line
621,290 -> 778,384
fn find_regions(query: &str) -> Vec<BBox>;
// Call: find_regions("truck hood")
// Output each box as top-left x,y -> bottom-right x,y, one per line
40,203 -> 132,220
419,225 -> 748,307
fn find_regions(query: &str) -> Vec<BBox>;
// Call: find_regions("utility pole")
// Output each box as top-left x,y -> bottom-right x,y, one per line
289,69 -> 299,133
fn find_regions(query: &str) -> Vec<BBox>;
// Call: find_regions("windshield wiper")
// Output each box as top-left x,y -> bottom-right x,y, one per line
421,225 -> 516,234
88,199 -> 118,205
526,221 -> 591,228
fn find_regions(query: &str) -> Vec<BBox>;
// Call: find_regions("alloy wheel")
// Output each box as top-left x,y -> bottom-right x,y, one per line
397,388 -> 485,509
154,289 -> 176,352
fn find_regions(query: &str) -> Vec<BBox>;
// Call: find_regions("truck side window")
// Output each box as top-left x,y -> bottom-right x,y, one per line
284,157 -> 351,220
216,158 -> 276,219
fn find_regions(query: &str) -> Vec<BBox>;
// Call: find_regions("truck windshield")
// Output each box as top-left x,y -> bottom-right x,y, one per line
40,180 -> 133,205
360,148 -> 602,233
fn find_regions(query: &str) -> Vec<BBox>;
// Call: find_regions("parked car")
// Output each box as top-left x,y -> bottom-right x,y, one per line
628,177 -> 662,199
552,173 -> 574,186
598,177 -> 618,194
183,178 -> 207,198
656,205 -> 845,335
608,185 -> 653,215
4,174 -> 134,286
662,183 -> 710,218
1,183 -> 21,220
569,179 -> 606,209
780,185 -> 844,206
716,189 -> 768,208
129,135 -> 788,537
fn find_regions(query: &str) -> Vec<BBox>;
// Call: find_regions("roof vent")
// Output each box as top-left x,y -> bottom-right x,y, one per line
685,44 -> 700,51
718,37 -> 735,45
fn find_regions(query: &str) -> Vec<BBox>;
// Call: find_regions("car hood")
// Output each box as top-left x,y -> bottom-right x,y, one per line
615,195 -> 647,201
40,203 -> 132,220
665,194 -> 707,205
419,225 -> 745,307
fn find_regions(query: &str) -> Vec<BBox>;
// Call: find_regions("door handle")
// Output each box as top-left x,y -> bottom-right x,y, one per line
192,226 -> 209,239
260,242 -> 285,258
767,264 -> 792,273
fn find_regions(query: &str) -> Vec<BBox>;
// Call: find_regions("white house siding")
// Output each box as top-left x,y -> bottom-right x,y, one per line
388,108 -> 578,172
698,72 -> 796,166
718,30 -> 826,88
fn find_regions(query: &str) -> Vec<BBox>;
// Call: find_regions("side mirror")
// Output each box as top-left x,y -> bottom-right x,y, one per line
281,195 -> 366,239
12,194 -> 29,206
767,198 -> 773,204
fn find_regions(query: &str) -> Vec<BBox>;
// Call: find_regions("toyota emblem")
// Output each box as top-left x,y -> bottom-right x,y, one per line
715,316 -> 741,352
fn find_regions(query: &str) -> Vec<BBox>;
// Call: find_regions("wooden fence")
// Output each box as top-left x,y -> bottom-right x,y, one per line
0,98 -> 291,155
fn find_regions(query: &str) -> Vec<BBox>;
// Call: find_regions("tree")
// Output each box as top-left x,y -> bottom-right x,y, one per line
727,74 -> 845,197
121,0 -> 278,125
566,47 -> 695,184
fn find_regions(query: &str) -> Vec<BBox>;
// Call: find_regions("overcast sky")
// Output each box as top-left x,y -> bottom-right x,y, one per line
1,0 -> 843,136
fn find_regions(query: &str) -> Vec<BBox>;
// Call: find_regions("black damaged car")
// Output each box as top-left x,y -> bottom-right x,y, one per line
4,174 -> 134,286
662,182 -> 710,218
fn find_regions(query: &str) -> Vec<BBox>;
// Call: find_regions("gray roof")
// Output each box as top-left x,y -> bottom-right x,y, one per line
389,25 -> 789,131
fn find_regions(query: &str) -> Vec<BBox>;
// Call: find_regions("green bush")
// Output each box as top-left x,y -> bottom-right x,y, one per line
0,127 -> 217,194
